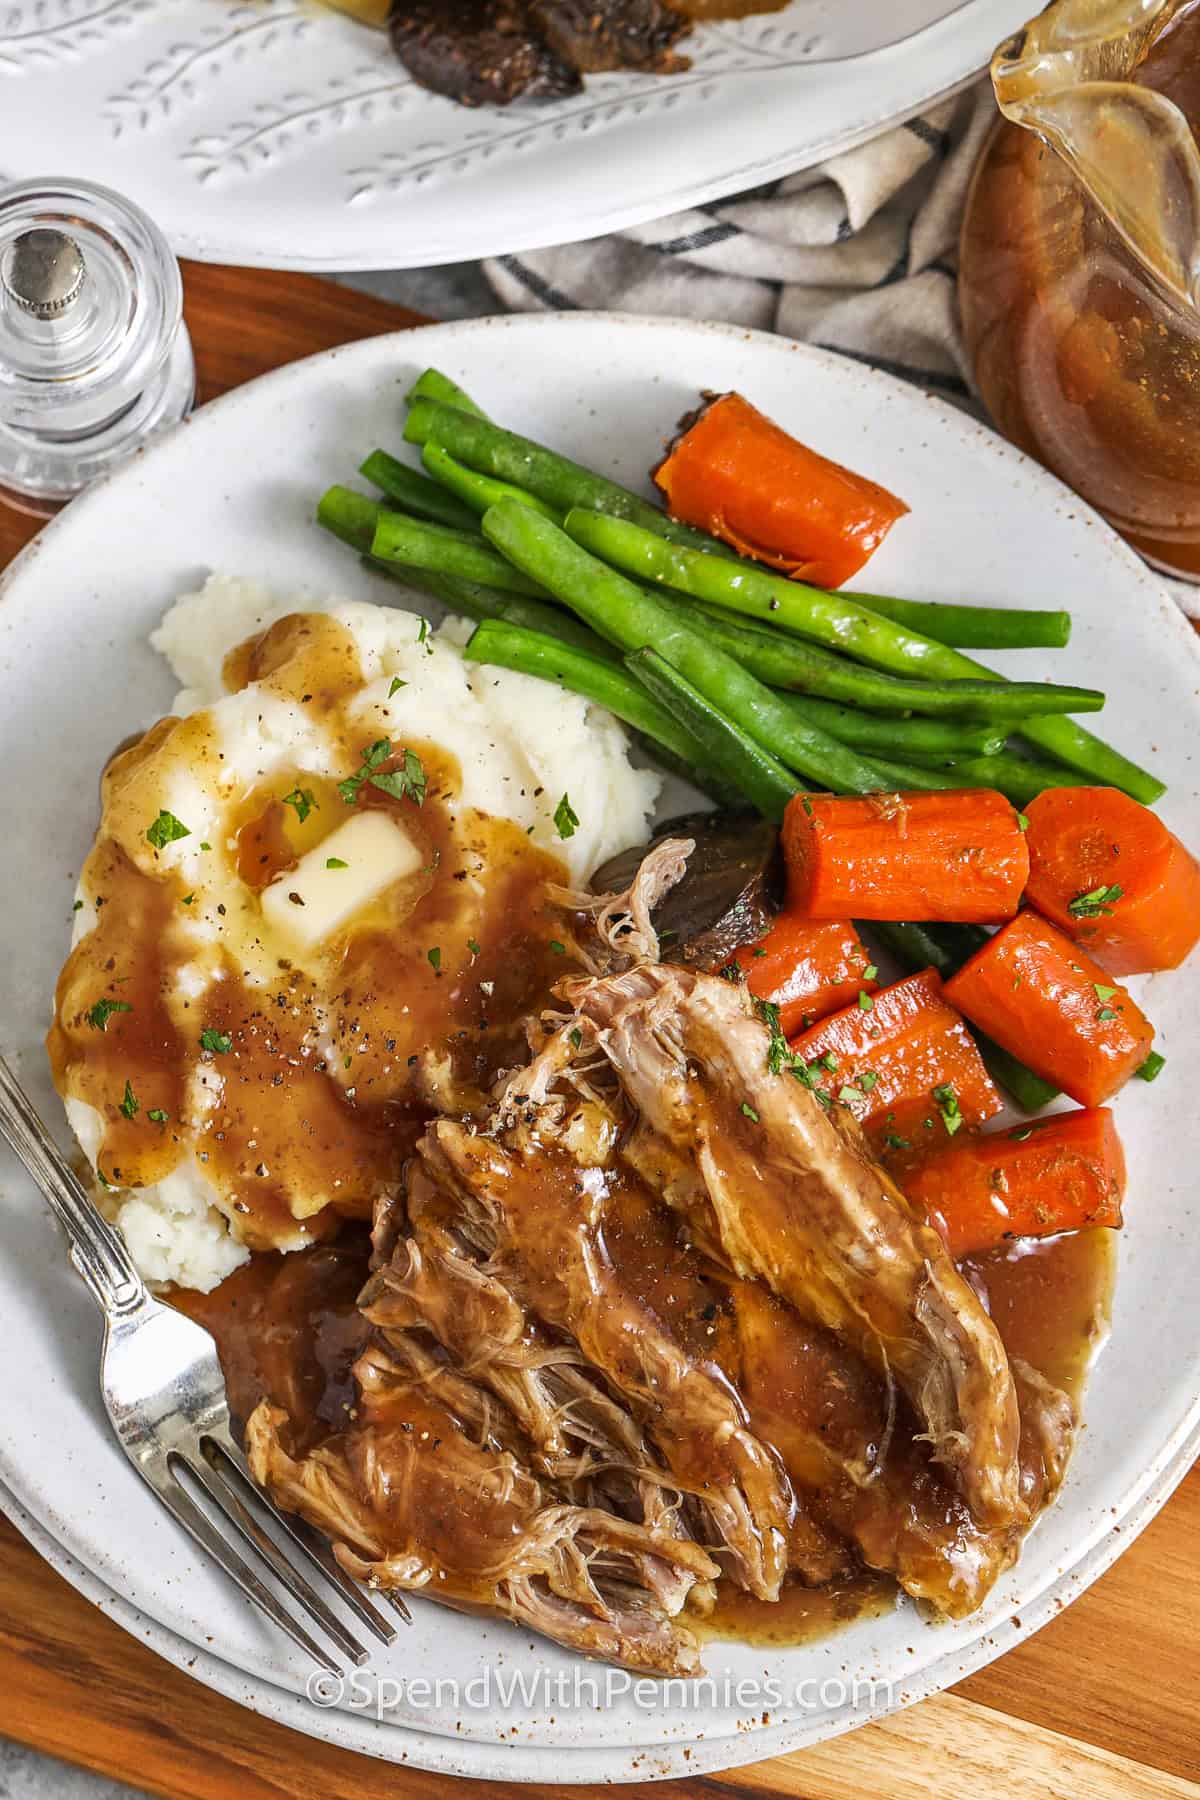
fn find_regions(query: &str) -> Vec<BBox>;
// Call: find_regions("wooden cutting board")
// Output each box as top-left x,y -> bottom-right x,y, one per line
1,262 -> 1197,1800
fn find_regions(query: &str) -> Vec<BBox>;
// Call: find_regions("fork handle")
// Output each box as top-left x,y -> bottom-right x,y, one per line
0,1057 -> 146,1319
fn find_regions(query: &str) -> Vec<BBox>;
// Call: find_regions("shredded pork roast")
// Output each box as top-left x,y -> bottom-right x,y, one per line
246,839 -> 1077,1668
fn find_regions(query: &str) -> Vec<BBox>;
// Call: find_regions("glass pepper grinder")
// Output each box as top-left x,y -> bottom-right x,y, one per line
0,178 -> 195,517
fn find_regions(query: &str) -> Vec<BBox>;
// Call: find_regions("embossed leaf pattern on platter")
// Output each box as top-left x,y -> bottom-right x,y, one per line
0,0 -> 156,72
0,1 -> 924,201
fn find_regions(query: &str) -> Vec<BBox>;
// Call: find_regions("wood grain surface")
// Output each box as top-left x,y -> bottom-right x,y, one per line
0,261 -> 1195,1800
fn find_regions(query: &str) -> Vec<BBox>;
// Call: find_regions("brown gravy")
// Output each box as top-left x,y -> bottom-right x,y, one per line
48,612 -> 577,1251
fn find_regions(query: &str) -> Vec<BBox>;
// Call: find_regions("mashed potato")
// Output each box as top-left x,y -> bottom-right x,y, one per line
53,576 -> 661,1291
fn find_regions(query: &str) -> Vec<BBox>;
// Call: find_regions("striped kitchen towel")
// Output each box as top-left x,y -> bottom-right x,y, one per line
483,74 -> 1200,618
484,80 -> 995,404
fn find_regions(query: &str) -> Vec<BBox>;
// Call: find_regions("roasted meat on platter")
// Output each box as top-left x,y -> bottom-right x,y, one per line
388,0 -> 690,106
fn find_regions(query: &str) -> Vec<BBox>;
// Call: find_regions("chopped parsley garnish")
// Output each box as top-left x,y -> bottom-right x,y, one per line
119,1080 -> 139,1120
752,947 -> 767,959
837,1084 -> 860,1105
553,793 -> 580,841
369,748 -> 428,807
751,996 -> 819,1095
858,1071 -> 879,1092
282,787 -> 317,824
857,990 -> 874,1012
86,998 -> 131,1033
1093,984 -> 1117,1002
199,1029 -> 232,1055
326,857 -> 348,869
388,676 -> 407,697
1016,812 -> 1030,832
146,809 -> 190,851
884,1133 -> 911,1151
338,738 -> 392,804
568,1027 -> 583,1051
861,964 -> 879,981
932,1082 -> 963,1137
815,1050 -> 839,1073
753,997 -> 791,1075
741,1101 -> 759,1123
417,616 -> 431,649
800,795 -> 815,818
1068,883 -> 1124,919
147,1108 -> 169,1125
1097,1007 -> 1117,1023
339,739 -> 427,807
427,947 -> 442,971
199,841 -> 211,852
549,940 -> 566,955
718,960 -> 745,984
181,892 -> 195,905
467,937 -> 481,956
72,899 -> 83,912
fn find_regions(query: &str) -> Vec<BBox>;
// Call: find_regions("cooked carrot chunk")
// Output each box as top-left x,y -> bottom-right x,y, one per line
1025,785 -> 1200,975
789,966 -> 1002,1150
734,911 -> 878,1036
782,789 -> 1029,924
943,910 -> 1154,1108
902,1107 -> 1126,1258
653,391 -> 909,588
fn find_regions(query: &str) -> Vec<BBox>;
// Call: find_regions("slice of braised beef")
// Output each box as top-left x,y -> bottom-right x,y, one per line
529,0 -> 691,73
389,1 -> 580,106
591,810 -> 782,970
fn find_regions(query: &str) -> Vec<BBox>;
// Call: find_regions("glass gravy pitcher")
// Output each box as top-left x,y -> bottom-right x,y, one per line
960,0 -> 1200,578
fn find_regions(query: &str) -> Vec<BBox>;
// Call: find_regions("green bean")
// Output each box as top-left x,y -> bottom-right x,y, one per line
563,508 -> 1165,802
626,648 -> 797,822
637,740 -> 743,810
773,694 -> 1004,758
358,450 -> 480,533
405,369 -> 488,417
867,921 -> 1060,1111
866,920 -> 988,982
565,509 -> 1105,709
678,601 -> 1069,721
848,593 -> 1071,650
371,509 -> 548,597
400,400 -> 1160,797
464,620 -> 709,771
915,751 -> 1089,809
480,499 -> 894,795
318,484 -> 384,553
974,1039 -> 1063,1113
404,399 -> 718,550
422,442 -> 562,524
865,759 -> 967,792
363,560 -> 618,659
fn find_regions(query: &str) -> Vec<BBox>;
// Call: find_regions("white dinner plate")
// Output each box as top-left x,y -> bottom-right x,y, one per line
7,1420 -> 1200,1786
0,1 -> 1033,270
0,314 -> 1197,1783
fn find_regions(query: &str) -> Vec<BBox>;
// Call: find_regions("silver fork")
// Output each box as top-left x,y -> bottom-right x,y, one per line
0,1055 -> 411,1673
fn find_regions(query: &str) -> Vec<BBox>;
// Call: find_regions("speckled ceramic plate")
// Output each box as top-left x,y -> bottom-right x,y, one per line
7,1418 -> 1200,1784
0,1 -> 1033,270
0,315 -> 1197,1782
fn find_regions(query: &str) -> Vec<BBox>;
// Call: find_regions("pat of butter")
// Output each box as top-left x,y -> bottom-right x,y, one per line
261,811 -> 424,948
